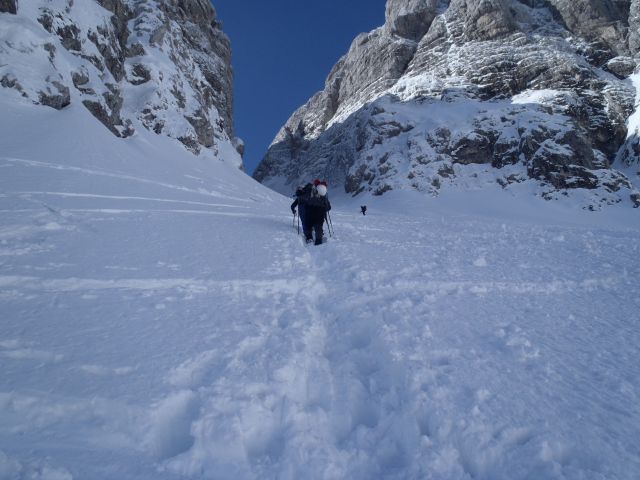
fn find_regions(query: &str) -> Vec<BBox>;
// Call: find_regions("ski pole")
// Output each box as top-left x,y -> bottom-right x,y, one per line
297,212 -> 300,235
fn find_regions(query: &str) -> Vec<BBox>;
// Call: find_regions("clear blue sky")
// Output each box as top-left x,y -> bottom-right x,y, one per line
213,0 -> 387,174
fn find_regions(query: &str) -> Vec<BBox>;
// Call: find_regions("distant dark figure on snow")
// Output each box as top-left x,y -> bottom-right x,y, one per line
303,179 -> 331,245
291,184 -> 311,231
361,205 -> 367,216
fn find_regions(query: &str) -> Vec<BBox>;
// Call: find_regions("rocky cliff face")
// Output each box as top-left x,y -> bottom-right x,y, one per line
255,0 -> 640,208
0,0 -> 243,167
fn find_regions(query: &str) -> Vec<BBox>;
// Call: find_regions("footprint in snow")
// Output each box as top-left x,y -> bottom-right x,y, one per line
473,256 -> 488,267
145,390 -> 200,460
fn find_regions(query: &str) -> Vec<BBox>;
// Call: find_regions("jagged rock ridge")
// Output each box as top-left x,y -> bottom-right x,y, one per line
0,0 -> 243,166
255,0 -> 640,207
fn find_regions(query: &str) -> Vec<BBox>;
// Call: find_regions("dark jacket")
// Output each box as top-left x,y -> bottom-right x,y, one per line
304,196 -> 331,225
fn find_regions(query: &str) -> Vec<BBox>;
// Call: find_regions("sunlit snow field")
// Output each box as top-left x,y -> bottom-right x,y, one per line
1,99 -> 639,479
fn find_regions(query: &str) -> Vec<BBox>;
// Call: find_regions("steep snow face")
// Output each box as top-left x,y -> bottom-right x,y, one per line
254,0 -> 640,209
0,0 -> 243,165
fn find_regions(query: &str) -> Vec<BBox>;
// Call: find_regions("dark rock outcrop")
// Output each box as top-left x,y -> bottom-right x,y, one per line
0,0 -> 16,14
605,56 -> 637,78
629,0 -> 640,55
38,77 -> 70,110
128,63 -> 151,85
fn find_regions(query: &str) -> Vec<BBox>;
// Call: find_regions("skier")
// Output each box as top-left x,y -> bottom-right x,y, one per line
303,179 -> 331,245
361,205 -> 367,216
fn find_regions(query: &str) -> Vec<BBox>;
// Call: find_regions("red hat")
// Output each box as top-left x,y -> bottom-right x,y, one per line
313,179 -> 321,186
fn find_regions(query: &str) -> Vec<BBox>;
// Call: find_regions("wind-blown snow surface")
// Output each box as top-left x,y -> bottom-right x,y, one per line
1,102 -> 640,479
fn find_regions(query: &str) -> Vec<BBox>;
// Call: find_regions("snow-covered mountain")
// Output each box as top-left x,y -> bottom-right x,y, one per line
0,0 -> 243,164
254,0 -> 640,208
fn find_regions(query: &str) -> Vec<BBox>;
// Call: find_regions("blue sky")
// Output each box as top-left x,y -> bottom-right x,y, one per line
213,0 -> 387,174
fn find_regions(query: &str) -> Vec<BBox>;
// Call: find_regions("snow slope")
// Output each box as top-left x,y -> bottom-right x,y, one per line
1,98 -> 640,479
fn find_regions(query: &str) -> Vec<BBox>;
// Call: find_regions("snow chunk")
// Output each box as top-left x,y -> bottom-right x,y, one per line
512,89 -> 562,105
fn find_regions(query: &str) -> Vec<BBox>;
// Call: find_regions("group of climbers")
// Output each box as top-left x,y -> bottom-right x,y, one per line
291,179 -> 331,245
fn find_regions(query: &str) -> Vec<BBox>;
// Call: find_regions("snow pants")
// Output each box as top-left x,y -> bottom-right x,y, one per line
303,206 -> 326,245
298,204 -> 308,231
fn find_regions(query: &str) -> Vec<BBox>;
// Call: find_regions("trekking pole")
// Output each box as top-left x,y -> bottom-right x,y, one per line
297,212 -> 300,235
325,213 -> 334,237
329,212 -> 335,237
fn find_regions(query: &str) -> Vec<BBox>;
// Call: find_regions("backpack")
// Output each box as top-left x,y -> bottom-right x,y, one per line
304,184 -> 328,208
300,183 -> 313,198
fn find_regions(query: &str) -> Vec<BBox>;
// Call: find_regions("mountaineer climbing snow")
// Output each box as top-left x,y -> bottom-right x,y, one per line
291,183 -> 311,235
292,179 -> 331,245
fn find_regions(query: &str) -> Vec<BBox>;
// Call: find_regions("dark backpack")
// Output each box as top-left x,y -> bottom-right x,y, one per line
304,185 -> 328,208
300,183 -> 313,198
297,183 -> 311,203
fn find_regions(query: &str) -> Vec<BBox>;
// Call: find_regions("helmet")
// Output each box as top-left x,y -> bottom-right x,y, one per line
316,184 -> 327,196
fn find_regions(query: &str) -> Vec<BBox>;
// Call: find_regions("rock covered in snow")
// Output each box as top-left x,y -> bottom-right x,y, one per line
630,0 -> 640,54
0,0 -> 243,166
546,0 -> 630,61
254,0 -> 640,208
384,0 -> 439,41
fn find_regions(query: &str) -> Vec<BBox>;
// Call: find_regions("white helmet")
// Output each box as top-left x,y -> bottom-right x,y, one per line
316,184 -> 327,196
